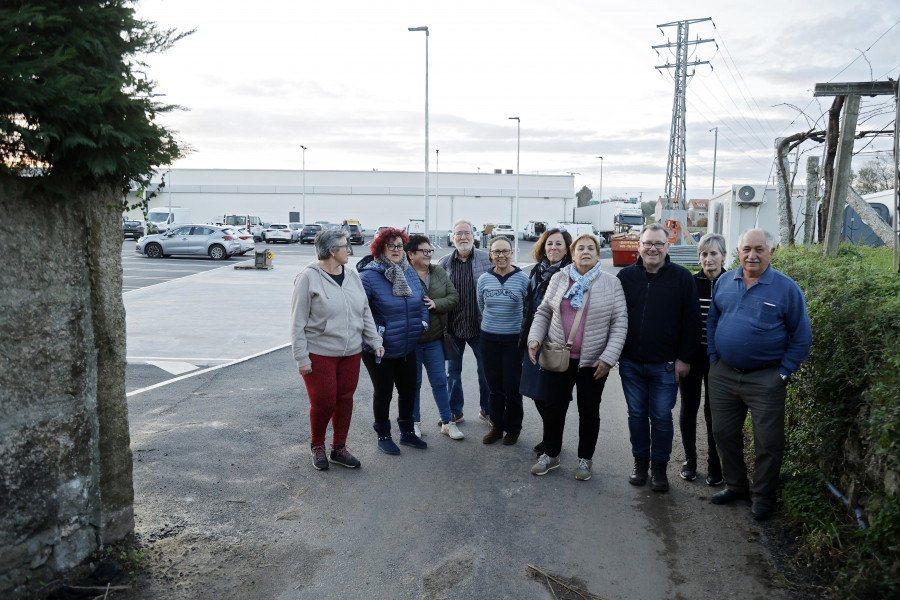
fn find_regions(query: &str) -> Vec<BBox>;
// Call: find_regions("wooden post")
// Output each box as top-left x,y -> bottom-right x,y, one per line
775,137 -> 791,244
804,156 -> 819,245
823,94 -> 860,256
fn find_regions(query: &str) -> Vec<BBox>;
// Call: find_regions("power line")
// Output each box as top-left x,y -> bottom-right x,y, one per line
711,23 -> 781,140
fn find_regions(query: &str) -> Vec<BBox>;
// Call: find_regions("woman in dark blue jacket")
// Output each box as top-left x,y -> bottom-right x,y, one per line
359,227 -> 430,455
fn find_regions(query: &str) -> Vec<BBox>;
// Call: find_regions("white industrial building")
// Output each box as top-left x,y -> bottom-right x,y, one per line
127,169 -> 576,236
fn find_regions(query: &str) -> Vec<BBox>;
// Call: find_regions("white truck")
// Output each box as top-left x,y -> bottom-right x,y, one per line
572,201 -> 644,246
146,207 -> 191,233
554,222 -> 594,238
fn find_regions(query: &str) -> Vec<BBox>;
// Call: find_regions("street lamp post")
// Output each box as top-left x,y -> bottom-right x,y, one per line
408,26 -> 430,240
166,167 -> 172,221
434,148 -> 441,247
510,117 -> 520,263
596,156 -> 603,203
301,145 -> 307,226
709,127 -> 718,195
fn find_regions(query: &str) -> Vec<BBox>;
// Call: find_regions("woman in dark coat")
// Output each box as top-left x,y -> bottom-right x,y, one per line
358,227 -> 430,455
518,228 -> 572,455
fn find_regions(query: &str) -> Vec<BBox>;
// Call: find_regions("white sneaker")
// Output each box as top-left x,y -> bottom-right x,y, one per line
440,420 -> 465,440
414,422 -> 423,438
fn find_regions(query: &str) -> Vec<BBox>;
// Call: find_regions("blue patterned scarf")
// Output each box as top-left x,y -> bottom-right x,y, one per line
563,261 -> 603,309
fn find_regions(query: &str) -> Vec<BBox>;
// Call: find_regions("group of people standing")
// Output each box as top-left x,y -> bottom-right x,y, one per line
289,219 -> 811,521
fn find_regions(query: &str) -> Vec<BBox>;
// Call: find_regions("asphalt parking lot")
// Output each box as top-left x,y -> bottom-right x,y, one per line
121,234 -> 610,391
118,231 -> 785,600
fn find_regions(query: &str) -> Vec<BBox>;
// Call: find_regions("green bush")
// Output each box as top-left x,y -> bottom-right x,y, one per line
774,244 -> 900,598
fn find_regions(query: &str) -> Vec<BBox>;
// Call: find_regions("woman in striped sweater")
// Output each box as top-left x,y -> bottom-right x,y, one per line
677,233 -> 727,484
476,236 -> 529,445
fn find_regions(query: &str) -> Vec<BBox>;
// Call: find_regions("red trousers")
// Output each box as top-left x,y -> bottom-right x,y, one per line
301,353 -> 361,447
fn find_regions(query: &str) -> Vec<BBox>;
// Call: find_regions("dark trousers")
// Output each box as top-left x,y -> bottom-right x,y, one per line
301,353 -> 361,447
481,335 -> 523,433
708,361 -> 787,502
361,351 -> 417,424
540,359 -> 608,459
678,350 -> 720,471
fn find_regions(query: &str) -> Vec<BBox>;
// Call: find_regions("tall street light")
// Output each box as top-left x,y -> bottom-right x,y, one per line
300,145 -> 307,226
709,127 -> 718,195
408,26 -> 430,240
510,117 -> 520,263
596,156 -> 603,203
434,148 -> 441,247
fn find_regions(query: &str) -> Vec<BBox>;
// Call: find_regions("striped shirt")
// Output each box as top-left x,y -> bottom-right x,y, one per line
693,270 -> 715,348
446,255 -> 479,338
477,267 -> 529,336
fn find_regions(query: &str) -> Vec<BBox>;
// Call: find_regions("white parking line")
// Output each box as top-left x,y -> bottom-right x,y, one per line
122,262 -> 240,294
126,343 -> 290,397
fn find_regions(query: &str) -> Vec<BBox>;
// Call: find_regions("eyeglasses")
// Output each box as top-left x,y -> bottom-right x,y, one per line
331,244 -> 350,250
454,231 -> 474,238
386,243 -> 404,251
490,249 -> 511,256
641,242 -> 667,250
413,248 -> 434,256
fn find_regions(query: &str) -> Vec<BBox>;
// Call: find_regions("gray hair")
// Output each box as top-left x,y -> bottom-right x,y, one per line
698,233 -> 727,255
641,222 -> 668,238
315,228 -> 348,260
452,219 -> 475,233
737,228 -> 774,249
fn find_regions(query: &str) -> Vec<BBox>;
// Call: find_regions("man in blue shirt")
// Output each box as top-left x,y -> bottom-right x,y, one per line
707,228 -> 812,521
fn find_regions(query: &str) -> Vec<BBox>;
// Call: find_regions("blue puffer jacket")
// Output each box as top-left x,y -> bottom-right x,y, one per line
358,256 -> 429,358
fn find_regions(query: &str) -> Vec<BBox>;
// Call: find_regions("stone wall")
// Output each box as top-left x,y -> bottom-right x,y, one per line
0,177 -> 133,597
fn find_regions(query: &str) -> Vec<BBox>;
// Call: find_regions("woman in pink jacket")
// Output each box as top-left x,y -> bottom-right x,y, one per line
527,233 -> 628,482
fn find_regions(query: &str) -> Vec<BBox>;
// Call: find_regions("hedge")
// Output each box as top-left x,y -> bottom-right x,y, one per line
774,244 -> 899,599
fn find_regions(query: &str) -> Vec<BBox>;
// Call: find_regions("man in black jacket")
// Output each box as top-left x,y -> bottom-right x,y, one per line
616,223 -> 700,492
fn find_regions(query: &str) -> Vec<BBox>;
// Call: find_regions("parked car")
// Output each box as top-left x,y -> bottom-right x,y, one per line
492,224 -> 515,239
299,224 -> 323,244
135,224 -> 240,260
289,223 -> 304,242
123,220 -> 145,239
263,223 -> 293,243
342,222 -> 364,245
225,227 -> 255,255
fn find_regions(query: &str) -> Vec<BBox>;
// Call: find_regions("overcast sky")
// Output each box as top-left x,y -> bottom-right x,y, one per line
135,0 -> 900,200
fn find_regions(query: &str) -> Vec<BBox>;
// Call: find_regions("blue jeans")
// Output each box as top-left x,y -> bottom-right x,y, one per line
619,358 -> 680,463
446,332 -> 491,418
414,339 -> 452,424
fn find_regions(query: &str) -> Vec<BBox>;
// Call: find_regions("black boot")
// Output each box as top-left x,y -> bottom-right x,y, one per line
373,421 -> 400,455
629,456 -> 650,486
650,461 -> 669,492
397,419 -> 427,449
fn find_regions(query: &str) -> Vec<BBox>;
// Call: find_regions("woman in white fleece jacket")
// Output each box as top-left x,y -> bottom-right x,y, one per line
290,229 -> 383,472
527,233 -> 628,482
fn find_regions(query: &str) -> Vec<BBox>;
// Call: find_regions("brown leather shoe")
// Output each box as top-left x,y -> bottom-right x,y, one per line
502,431 -> 520,446
482,426 -> 503,445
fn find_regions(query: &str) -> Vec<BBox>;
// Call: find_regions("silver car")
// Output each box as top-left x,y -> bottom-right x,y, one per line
135,224 -> 240,260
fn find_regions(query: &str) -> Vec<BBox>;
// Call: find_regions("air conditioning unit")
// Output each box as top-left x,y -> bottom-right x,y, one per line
735,185 -> 763,207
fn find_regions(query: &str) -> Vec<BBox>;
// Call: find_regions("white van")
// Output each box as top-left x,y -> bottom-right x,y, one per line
146,207 -> 191,233
521,221 -> 548,241
223,214 -> 264,240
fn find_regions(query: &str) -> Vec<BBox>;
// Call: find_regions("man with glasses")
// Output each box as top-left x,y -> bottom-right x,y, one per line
617,223 -> 700,492
438,219 -> 494,424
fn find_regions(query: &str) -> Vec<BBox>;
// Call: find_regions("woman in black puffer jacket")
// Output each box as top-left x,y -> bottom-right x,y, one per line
518,228 -> 572,456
